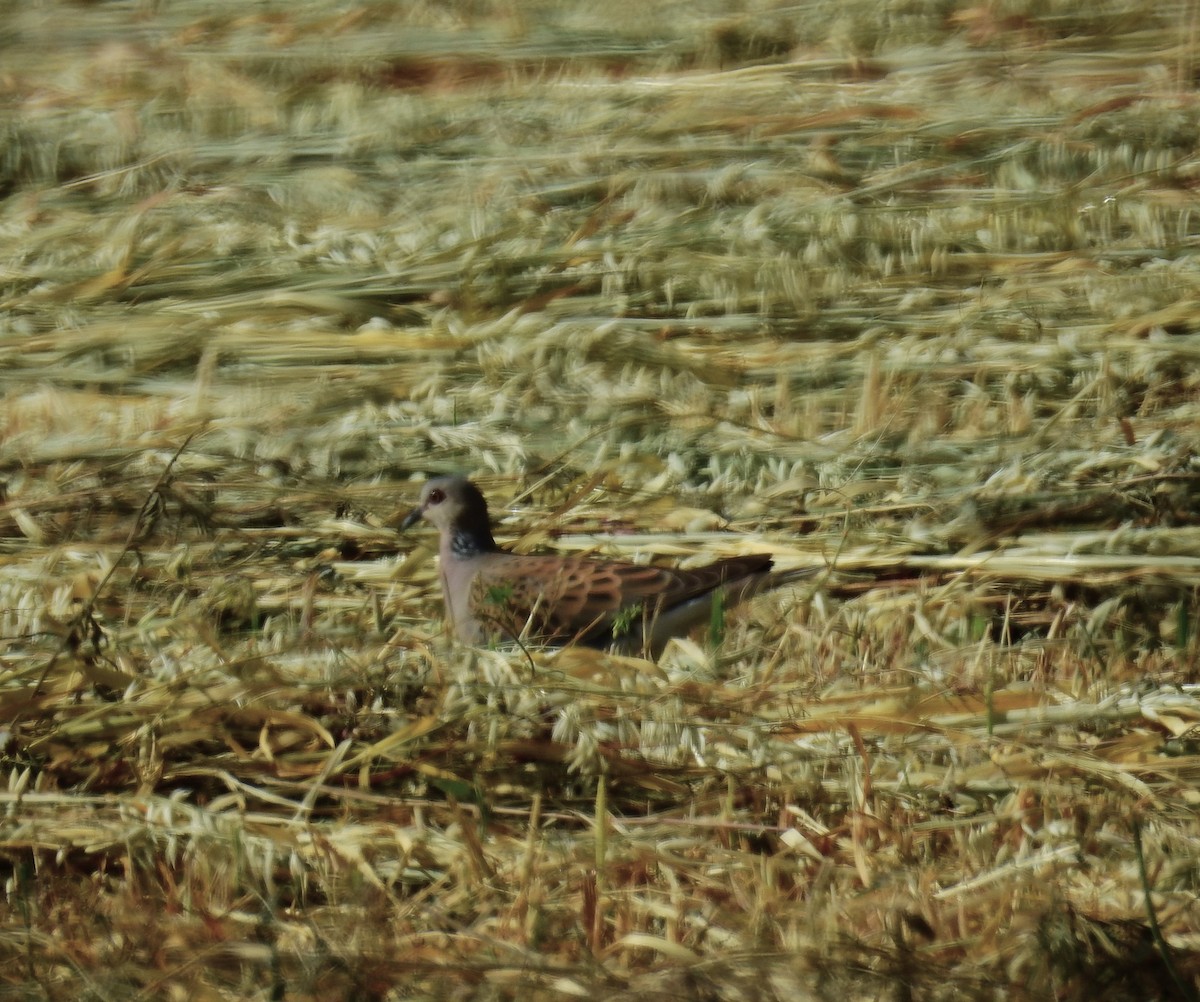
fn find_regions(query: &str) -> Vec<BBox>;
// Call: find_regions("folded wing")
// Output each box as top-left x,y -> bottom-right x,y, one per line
470,553 -> 774,649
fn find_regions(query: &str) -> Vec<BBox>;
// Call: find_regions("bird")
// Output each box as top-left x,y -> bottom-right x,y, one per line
400,474 -> 815,655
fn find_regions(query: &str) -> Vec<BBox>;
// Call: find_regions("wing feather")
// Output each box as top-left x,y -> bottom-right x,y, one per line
469,552 -> 773,647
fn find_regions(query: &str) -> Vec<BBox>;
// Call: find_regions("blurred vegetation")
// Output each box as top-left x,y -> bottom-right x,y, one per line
1,1 -> 1200,999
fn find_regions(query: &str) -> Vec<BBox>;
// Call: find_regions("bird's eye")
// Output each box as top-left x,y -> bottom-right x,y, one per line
427,488 -> 446,505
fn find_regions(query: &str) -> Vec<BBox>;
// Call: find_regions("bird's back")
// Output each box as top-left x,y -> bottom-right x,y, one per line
461,550 -> 774,651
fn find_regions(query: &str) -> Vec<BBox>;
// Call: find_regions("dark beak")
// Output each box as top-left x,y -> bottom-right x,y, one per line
399,506 -> 423,530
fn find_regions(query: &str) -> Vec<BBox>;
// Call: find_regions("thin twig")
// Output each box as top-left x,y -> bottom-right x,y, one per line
31,433 -> 198,696
1131,814 -> 1197,1002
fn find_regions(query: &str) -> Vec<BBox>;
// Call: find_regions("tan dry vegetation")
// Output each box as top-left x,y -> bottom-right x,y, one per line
2,0 -> 1200,999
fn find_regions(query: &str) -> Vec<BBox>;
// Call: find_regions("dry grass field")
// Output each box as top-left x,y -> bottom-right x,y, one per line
2,1 -> 1200,999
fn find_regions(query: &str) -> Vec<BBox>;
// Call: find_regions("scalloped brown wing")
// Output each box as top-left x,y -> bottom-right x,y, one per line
469,552 -> 773,648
